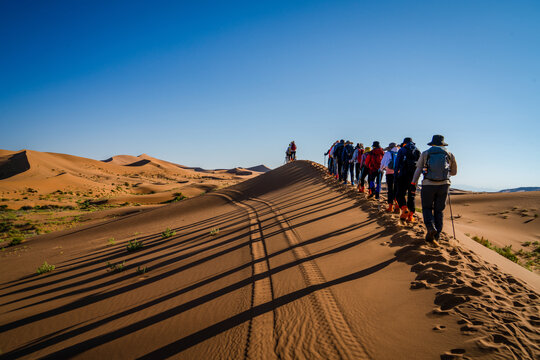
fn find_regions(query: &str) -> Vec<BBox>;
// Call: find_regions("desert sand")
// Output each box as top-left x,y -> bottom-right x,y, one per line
0,160 -> 538,359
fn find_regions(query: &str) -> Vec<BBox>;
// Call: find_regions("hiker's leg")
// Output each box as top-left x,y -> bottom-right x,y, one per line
433,184 -> 450,233
421,185 -> 436,232
395,178 -> 406,207
387,174 -> 395,204
355,163 -> 360,183
406,178 -> 416,212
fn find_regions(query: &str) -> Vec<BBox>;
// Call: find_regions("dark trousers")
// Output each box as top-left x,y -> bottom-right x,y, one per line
386,173 -> 396,204
368,170 -> 381,195
328,157 -> 333,172
421,184 -> 450,233
355,163 -> 361,182
343,162 -> 354,183
396,176 -> 416,211
359,166 -> 369,187
337,160 -> 343,180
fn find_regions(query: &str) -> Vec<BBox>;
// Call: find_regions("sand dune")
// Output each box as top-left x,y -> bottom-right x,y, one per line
0,161 -> 538,359
0,149 -> 264,210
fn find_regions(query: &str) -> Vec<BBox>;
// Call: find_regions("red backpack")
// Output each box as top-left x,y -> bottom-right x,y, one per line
357,149 -> 364,162
368,148 -> 384,172
291,143 -> 296,151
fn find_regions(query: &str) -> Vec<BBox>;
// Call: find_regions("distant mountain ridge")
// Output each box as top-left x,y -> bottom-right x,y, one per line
499,187 -> 540,193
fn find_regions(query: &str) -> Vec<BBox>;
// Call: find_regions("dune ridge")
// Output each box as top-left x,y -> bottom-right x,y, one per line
0,161 -> 538,359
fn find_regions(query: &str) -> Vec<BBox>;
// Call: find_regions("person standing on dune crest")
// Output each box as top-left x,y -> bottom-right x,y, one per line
412,135 -> 457,244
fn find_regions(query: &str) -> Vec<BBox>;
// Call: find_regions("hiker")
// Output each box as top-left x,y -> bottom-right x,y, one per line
394,137 -> 422,222
365,141 -> 384,198
412,135 -> 457,243
289,141 -> 297,161
325,141 -> 338,174
380,142 -> 399,212
351,143 -> 364,185
358,146 -> 370,192
341,141 -> 354,184
333,140 -> 345,180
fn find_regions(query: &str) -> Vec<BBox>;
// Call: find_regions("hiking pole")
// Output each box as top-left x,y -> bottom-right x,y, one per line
447,188 -> 457,240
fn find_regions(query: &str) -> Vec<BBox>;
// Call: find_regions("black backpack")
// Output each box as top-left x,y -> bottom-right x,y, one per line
399,144 -> 420,176
334,144 -> 344,159
425,147 -> 451,181
387,151 -> 396,170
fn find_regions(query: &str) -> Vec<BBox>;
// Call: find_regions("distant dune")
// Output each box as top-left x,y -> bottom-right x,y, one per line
0,149 -> 264,209
247,164 -> 271,173
499,186 -> 540,193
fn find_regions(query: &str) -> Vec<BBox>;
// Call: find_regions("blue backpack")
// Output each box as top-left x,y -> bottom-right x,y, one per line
425,147 -> 451,181
387,151 -> 397,170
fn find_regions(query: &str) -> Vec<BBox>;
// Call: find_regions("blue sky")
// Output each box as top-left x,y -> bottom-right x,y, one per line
1,0 -> 539,191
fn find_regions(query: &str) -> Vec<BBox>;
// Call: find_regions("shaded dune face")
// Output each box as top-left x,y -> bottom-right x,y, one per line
0,161 -> 538,360
0,151 -> 31,180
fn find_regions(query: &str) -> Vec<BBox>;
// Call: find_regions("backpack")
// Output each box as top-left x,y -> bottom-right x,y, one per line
368,148 -> 384,172
425,147 -> 450,181
398,144 -> 420,177
334,144 -> 344,159
291,143 -> 296,151
387,151 -> 396,170
343,144 -> 353,160
357,149 -> 364,162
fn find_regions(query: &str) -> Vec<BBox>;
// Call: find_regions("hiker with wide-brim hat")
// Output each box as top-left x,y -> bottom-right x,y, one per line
394,137 -> 422,222
365,141 -> 385,199
412,135 -> 457,244
380,142 -> 399,212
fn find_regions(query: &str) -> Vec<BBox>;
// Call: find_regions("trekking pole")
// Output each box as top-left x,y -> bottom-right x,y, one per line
447,188 -> 457,240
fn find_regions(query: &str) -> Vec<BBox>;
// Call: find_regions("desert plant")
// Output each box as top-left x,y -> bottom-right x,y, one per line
9,236 -> 24,246
161,228 -> 176,238
126,239 -> 144,251
37,261 -> 55,274
106,260 -> 126,272
210,227 -> 220,236
136,266 -> 148,274
107,237 -> 116,246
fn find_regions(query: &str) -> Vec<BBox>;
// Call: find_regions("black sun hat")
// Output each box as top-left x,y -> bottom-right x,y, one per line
372,141 -> 380,148
427,135 -> 448,146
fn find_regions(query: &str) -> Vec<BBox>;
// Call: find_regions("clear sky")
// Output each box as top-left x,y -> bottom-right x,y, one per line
1,0 -> 539,191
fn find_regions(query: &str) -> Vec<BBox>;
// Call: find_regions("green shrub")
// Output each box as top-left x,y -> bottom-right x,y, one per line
471,236 -> 518,263
136,266 -> 148,274
126,239 -> 144,251
37,261 -> 55,274
107,237 -> 116,246
161,228 -> 176,238
9,236 -> 24,246
106,260 -> 126,272
210,227 -> 220,236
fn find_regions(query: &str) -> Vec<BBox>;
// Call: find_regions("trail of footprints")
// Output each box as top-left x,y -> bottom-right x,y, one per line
309,161 -> 540,360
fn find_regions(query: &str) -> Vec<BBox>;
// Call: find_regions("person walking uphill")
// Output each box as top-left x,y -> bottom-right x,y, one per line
352,143 -> 364,185
365,141 -> 384,198
333,140 -> 345,181
394,137 -> 421,222
358,147 -> 370,192
412,135 -> 457,244
380,142 -> 399,212
341,141 -> 354,184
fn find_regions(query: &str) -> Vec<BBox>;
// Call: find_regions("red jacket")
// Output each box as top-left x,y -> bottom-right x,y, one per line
366,147 -> 384,173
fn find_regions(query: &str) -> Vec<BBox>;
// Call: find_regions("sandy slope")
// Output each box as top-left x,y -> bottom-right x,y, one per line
0,149 -> 266,209
0,161 -> 538,359
447,191 -> 540,251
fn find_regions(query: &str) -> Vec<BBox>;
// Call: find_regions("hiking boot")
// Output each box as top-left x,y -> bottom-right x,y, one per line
406,212 -> 416,223
425,229 -> 437,242
393,201 -> 400,213
399,206 -> 409,220
359,186 -> 364,193
385,204 -> 393,212
375,193 -> 380,199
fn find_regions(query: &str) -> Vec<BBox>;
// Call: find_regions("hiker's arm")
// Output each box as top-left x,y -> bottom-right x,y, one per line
450,153 -> 457,176
411,152 -> 425,184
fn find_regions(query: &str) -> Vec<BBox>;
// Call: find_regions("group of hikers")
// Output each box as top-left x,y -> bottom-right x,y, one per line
324,135 -> 457,244
285,141 -> 297,162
